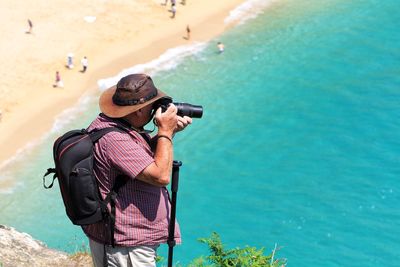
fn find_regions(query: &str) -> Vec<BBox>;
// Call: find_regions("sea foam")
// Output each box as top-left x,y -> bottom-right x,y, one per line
50,93 -> 96,134
225,0 -> 278,25
97,42 -> 207,91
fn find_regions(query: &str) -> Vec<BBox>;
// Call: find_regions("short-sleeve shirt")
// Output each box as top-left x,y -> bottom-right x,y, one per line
82,114 -> 181,246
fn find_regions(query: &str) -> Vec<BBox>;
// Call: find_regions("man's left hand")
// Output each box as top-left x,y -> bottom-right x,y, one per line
175,116 -> 192,133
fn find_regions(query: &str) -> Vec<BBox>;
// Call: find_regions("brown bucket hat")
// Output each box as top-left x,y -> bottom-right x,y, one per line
99,74 -> 169,118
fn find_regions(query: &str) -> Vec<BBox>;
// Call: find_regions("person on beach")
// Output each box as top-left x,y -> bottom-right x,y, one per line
217,42 -> 225,53
66,53 -> 74,69
171,3 -> 177,18
186,25 -> 191,40
26,19 -> 33,34
81,56 -> 88,73
53,71 -> 64,88
83,74 -> 192,267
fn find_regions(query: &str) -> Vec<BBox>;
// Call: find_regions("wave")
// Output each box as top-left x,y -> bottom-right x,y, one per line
225,0 -> 279,25
97,42 -> 208,91
50,93 -> 96,134
0,179 -> 24,195
0,140 -> 39,181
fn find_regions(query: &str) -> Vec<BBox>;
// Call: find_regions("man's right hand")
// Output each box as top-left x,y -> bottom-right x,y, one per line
154,104 -> 178,138
137,104 -> 177,187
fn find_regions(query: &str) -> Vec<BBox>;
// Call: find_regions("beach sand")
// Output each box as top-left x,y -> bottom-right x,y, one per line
0,0 -> 245,166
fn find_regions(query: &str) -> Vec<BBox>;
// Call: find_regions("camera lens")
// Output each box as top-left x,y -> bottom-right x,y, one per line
174,103 -> 203,118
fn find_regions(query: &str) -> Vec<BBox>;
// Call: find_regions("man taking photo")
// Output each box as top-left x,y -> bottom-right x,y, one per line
83,73 -> 192,267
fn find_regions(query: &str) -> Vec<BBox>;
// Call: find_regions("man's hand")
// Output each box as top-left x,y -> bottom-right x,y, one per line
154,104 -> 193,135
175,115 -> 192,133
154,104 -> 178,137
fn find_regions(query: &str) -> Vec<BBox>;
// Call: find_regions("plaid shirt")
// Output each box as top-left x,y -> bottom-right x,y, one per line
82,114 -> 181,246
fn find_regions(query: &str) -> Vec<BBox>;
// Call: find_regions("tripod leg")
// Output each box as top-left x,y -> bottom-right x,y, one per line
168,160 -> 182,267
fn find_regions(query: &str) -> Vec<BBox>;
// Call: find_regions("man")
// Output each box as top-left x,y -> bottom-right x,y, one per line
186,25 -> 191,40
27,19 -> 33,34
81,56 -> 88,73
83,73 -> 192,267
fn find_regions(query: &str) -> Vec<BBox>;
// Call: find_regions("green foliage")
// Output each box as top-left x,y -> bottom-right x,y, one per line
188,232 -> 286,267
157,255 -> 165,263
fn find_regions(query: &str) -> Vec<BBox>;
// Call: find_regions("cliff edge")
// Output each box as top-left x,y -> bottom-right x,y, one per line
0,225 -> 91,267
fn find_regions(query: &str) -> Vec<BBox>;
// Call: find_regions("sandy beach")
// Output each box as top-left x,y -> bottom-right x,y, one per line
0,0 -> 245,167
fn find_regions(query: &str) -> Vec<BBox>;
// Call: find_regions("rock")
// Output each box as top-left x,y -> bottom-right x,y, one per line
0,225 -> 92,267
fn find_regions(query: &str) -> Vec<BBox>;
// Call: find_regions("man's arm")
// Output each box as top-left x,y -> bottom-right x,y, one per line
137,136 -> 173,186
136,104 -> 191,186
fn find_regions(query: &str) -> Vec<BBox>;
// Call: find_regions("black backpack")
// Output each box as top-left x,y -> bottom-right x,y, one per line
43,127 -> 128,247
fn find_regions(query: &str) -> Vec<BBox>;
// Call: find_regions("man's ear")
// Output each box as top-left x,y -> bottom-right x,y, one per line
135,108 -> 143,115
124,110 -> 141,121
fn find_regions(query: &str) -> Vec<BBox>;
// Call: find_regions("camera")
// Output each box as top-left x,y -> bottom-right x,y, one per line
154,97 -> 203,118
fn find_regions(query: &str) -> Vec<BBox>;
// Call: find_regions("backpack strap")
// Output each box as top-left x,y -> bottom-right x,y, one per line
89,127 -> 132,247
88,126 -> 127,142
101,175 -> 130,247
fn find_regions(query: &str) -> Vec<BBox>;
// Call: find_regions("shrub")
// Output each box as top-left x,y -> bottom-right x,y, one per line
187,232 -> 286,267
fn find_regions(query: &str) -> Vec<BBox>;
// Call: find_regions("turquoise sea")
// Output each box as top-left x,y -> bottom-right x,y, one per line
1,0 -> 399,266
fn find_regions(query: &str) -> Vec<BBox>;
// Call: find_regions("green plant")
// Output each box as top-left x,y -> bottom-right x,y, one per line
157,255 -> 165,263
188,232 -> 286,267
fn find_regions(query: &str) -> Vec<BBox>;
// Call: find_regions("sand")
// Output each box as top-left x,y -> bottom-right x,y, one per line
0,0 -> 245,166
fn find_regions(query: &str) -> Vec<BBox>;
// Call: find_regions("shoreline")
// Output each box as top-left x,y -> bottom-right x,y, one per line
0,0 -> 246,168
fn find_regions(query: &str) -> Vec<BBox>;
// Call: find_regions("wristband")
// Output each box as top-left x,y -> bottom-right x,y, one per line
157,135 -> 173,143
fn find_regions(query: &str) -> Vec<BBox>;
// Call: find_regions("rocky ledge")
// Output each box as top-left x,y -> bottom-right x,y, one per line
0,225 -> 92,267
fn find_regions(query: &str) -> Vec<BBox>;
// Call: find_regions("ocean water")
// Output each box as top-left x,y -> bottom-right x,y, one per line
1,0 -> 399,266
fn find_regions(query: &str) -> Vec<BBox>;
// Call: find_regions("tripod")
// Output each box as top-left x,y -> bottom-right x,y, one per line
167,160 -> 182,267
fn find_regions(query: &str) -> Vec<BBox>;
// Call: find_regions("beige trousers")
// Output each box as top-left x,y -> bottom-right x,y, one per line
89,238 -> 159,267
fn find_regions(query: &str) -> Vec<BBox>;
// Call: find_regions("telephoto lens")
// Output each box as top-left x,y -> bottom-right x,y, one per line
174,103 -> 203,118
154,97 -> 203,119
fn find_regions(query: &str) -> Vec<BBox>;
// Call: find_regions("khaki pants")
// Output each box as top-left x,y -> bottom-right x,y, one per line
89,238 -> 159,267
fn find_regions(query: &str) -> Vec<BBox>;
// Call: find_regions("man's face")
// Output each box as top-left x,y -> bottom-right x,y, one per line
127,103 -> 155,129
139,104 -> 155,127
